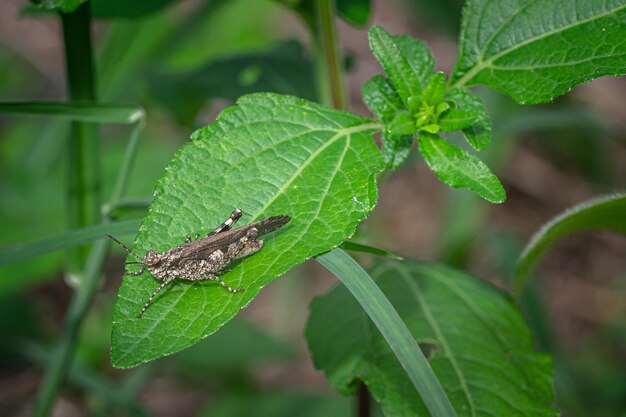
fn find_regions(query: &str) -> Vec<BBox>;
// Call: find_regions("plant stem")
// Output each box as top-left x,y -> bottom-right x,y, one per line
34,4 -> 112,416
313,0 -> 347,110
357,382 -> 371,417
33,238 -> 110,417
62,3 -> 101,278
109,120 -> 145,203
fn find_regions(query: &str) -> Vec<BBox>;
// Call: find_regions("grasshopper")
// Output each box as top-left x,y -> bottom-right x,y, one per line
107,208 -> 290,318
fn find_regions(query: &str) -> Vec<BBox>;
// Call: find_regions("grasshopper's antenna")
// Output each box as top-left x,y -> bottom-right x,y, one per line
106,234 -> 143,262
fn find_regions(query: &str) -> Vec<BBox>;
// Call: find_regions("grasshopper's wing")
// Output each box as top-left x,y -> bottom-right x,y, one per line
181,215 -> 291,259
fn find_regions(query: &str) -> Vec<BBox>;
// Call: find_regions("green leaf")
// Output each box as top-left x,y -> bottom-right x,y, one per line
111,93 -> 384,368
514,192 -> 626,298
446,88 -> 491,150
368,26 -> 426,106
419,123 -> 440,134
450,0 -> 626,104
381,131 -> 413,170
0,102 -> 144,124
362,75 -> 404,123
307,258 -> 558,417
149,41 -> 316,127
438,109 -> 480,132
423,71 -> 447,106
361,75 -> 413,169
337,0 -> 371,26
393,34 -> 436,90
417,132 -> 505,203
387,112 -> 417,136
0,219 -> 141,267
314,250 -> 458,417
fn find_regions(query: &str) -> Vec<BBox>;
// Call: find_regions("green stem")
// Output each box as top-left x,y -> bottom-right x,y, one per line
313,0 -> 347,110
33,238 -> 110,417
357,382 -> 371,417
109,120 -> 145,203
62,3 -> 101,277
33,4 -> 147,415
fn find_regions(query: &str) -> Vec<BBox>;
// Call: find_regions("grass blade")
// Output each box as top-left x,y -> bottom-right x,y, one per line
0,102 -> 144,124
340,241 -> 403,260
0,219 -> 141,266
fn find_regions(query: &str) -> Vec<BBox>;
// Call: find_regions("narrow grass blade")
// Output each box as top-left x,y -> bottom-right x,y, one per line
340,241 -> 403,260
0,102 -> 144,124
0,219 -> 141,266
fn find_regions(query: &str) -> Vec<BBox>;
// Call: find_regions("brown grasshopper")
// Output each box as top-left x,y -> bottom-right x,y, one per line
107,208 -> 290,318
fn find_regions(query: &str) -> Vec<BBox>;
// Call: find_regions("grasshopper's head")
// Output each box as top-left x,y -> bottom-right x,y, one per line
144,250 -> 161,266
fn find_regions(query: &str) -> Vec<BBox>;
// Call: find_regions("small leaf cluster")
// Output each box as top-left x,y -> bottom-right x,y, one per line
363,26 -> 504,203
388,71 -> 478,137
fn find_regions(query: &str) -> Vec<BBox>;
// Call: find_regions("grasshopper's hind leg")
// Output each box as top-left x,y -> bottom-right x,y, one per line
138,277 -> 174,318
198,274 -> 244,294
207,208 -> 243,237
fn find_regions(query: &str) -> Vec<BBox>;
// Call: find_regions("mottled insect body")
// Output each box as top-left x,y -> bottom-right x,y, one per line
107,208 -> 290,318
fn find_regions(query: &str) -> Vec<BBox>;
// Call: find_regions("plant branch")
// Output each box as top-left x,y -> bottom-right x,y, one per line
313,0 -> 347,110
61,3 -> 101,277
33,237 -> 110,417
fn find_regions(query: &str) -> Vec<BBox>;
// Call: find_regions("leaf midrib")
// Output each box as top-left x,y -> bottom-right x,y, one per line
452,3 -> 626,88
250,122 -> 380,222
428,267 -> 538,407
395,265 -> 477,417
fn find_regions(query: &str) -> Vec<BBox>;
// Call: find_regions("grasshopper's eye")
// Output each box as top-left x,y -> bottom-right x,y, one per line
144,250 -> 160,266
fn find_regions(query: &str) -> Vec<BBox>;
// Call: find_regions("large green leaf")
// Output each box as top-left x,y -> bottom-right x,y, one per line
111,93 -> 383,367
306,259 -> 558,417
514,192 -> 626,298
417,132 -> 505,203
451,0 -> 626,104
